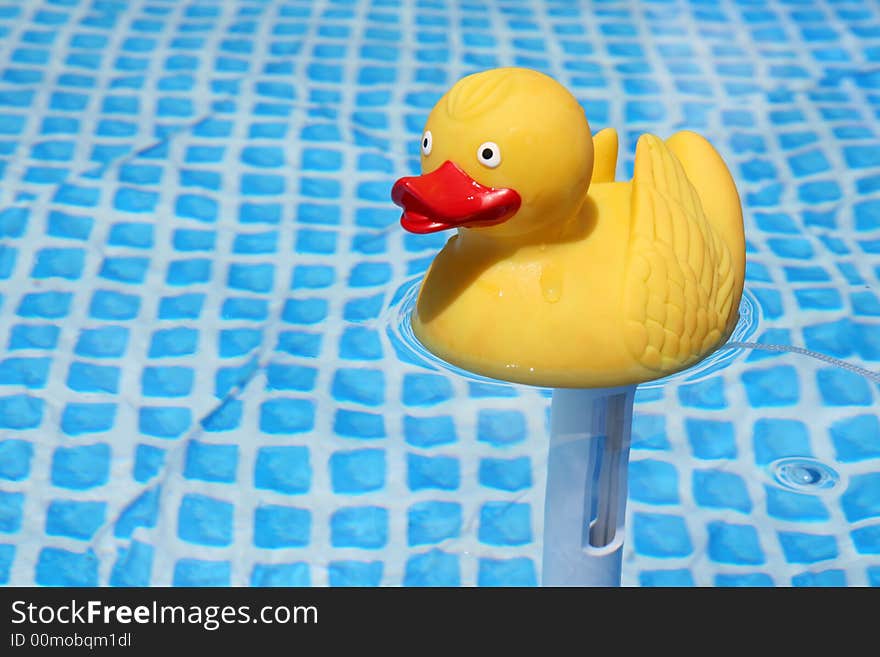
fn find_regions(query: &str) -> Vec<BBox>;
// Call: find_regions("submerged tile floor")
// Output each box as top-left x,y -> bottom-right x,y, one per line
0,0 -> 878,586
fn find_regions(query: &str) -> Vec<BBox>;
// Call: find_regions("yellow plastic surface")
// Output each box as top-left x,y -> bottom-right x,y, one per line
409,67 -> 746,388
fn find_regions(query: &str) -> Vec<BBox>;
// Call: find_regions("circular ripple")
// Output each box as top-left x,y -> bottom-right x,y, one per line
640,287 -> 761,388
769,458 -> 841,494
386,276 -> 535,387
389,277 -> 762,389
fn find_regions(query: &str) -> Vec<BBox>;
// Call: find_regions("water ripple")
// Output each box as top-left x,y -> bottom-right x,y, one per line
387,278 -> 763,389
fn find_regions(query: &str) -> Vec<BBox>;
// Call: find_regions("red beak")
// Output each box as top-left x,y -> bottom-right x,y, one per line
391,161 -> 521,234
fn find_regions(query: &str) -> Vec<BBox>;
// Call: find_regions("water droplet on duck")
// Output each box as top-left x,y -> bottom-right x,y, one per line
540,264 -> 563,303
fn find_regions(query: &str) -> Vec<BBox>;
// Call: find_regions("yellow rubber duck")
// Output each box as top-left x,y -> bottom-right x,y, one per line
392,67 -> 746,388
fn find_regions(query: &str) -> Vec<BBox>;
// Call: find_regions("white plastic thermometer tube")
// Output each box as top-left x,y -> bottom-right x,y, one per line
542,385 -> 637,587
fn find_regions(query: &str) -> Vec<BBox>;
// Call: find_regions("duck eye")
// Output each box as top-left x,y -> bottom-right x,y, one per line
477,141 -> 501,168
421,130 -> 433,156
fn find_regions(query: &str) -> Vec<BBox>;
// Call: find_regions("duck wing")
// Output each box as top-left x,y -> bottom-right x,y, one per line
623,134 -> 737,373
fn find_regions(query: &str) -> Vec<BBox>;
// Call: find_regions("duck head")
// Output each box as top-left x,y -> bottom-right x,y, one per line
392,67 -> 594,243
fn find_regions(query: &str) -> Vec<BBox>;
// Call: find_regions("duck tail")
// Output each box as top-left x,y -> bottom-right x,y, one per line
591,128 -> 618,184
664,130 -> 746,309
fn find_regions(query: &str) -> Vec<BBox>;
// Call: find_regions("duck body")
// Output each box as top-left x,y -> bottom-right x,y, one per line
416,182 -> 634,387
393,68 -> 746,389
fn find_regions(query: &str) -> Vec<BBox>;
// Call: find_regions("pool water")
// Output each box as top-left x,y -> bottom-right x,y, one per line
0,0 -> 878,587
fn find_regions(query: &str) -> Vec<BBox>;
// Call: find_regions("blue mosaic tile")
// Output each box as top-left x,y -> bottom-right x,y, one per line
478,557 -> 537,587
260,398 -> 315,434
750,287 -> 784,319
67,361 -> 120,393
0,357 -> 50,388
851,524 -> 880,556
139,406 -> 191,439
714,572 -> 774,587
115,489 -> 159,539
693,470 -> 752,513
745,328 -> 793,363
89,290 -> 140,320
753,419 -> 812,465
253,505 -> 310,549
478,502 -> 531,546
149,327 -> 198,358
35,547 -> 99,586
629,459 -> 679,505
765,486 -> 829,522
802,319 -> 857,358
45,500 -> 106,540
677,377 -> 728,409
841,474 -> 880,523
0,492 -> 24,533
251,563 -> 310,587
707,522 -> 765,565
830,415 -> 880,462
0,440 -> 33,481
133,444 -> 164,483
51,444 -> 110,490
791,569 -> 846,587
631,413 -> 670,451
173,559 -> 230,587
742,365 -> 800,407
157,293 -> 204,320
632,512 -> 693,558
403,549 -> 460,586
328,560 -> 383,587
220,328 -> 262,357
408,501 -> 461,546
334,409 -> 385,439
330,449 -> 385,494
330,506 -> 388,549
684,418 -> 736,459
0,0 -> 878,588
639,569 -> 696,587
404,414 -> 455,448
75,326 -> 129,358
177,494 -> 234,547
331,369 -> 385,406
266,364 -> 317,392
203,398 -> 243,432
142,366 -> 193,397
184,441 -> 238,483
47,211 -> 92,240
405,453 -> 458,492
254,446 -> 311,494
109,541 -> 153,587
402,373 -> 453,406
477,409 -> 527,447
8,324 -> 59,351
478,456 -> 531,492
778,531 -> 838,564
